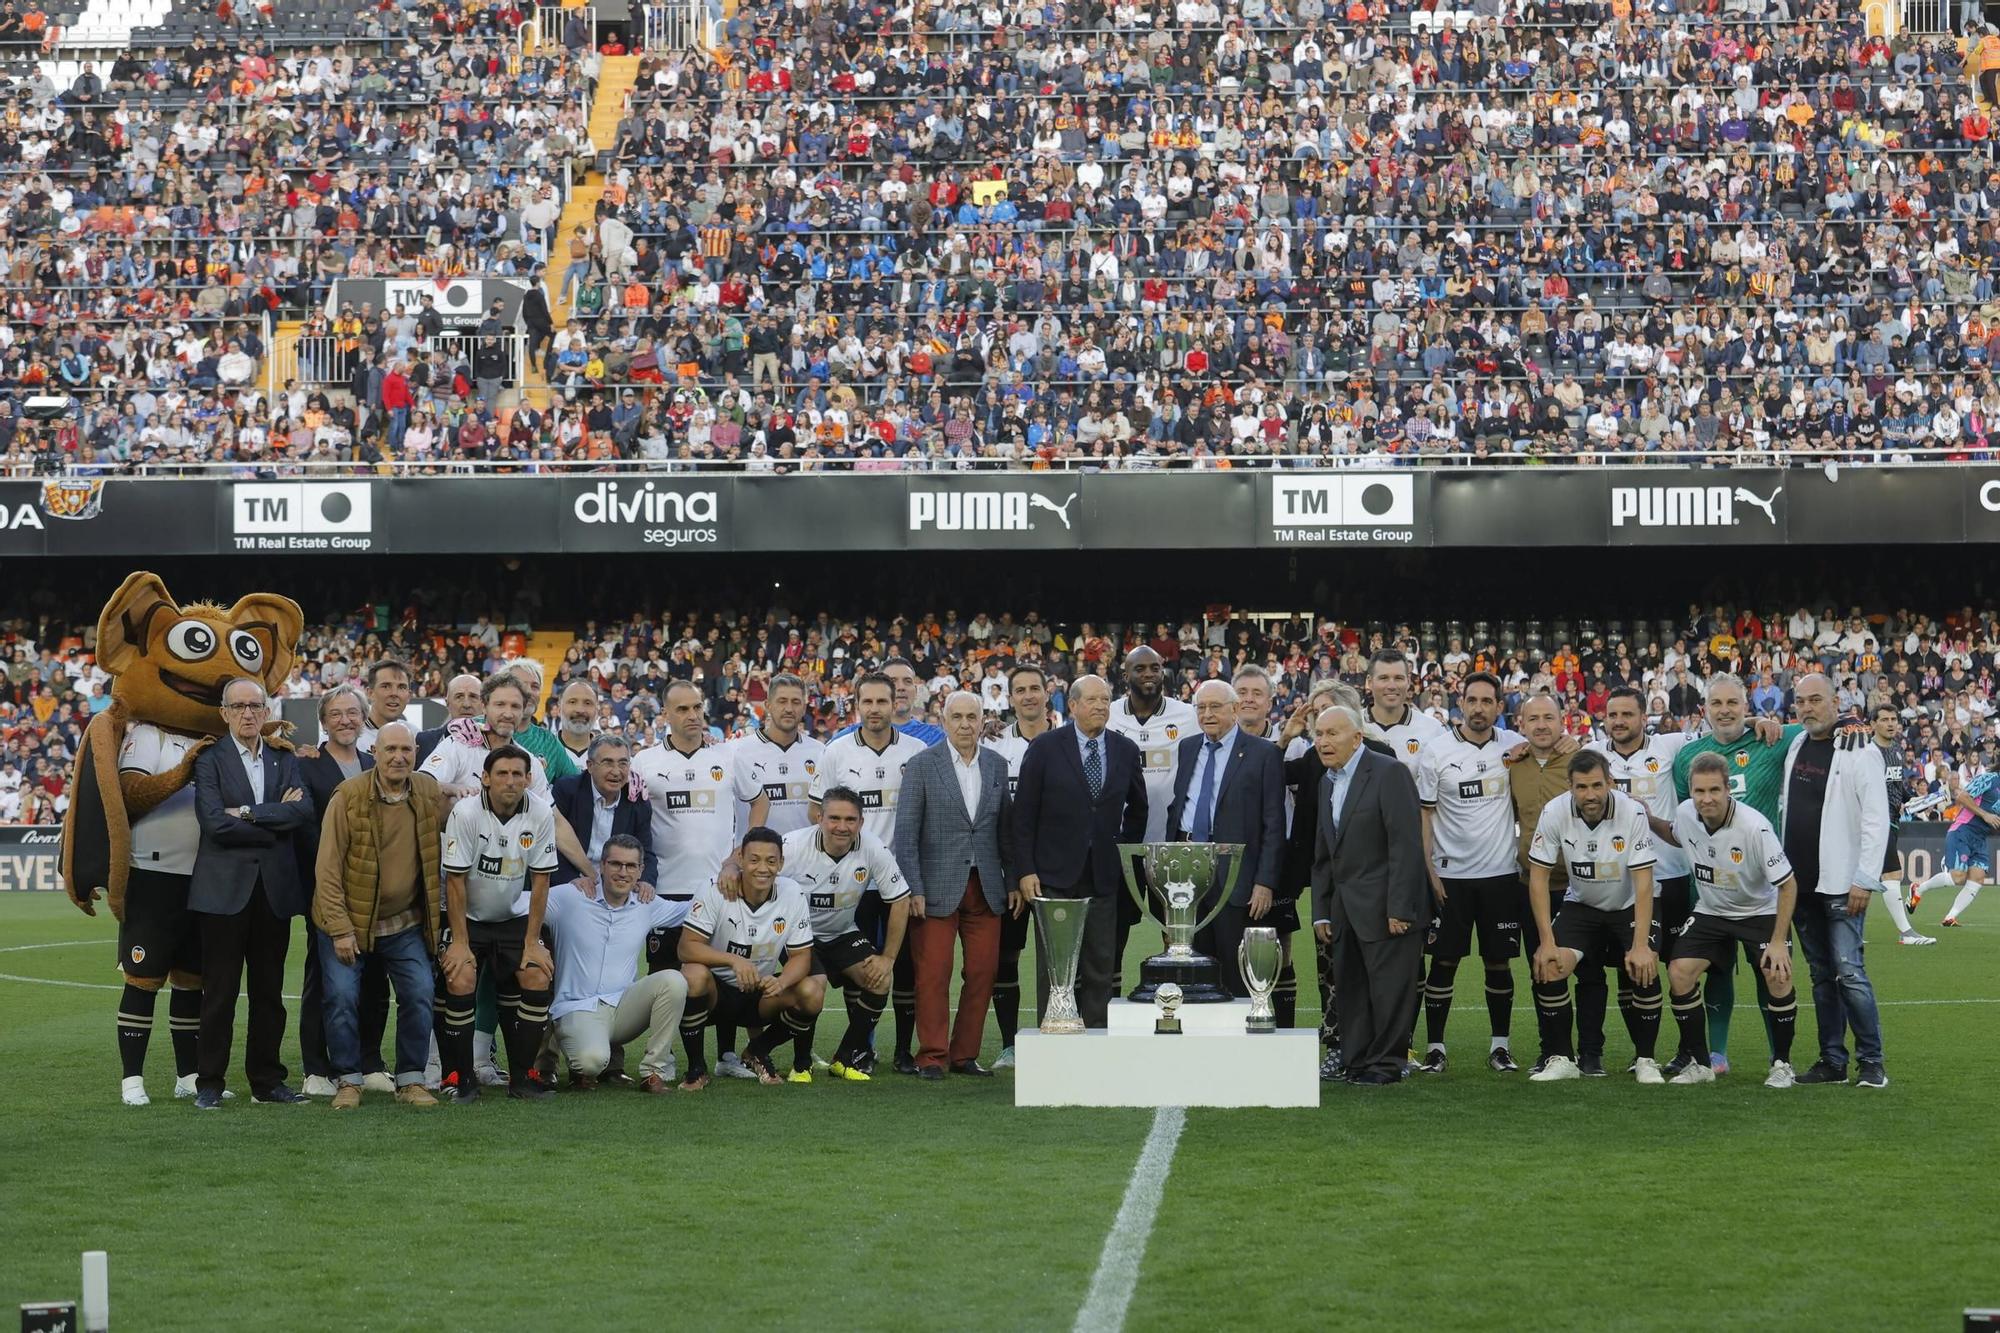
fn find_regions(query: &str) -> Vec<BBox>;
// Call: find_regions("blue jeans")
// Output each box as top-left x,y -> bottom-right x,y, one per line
320,927 -> 435,1086
1794,894 -> 1884,1067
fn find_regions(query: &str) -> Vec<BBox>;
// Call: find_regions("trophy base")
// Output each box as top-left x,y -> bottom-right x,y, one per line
1154,1017 -> 1182,1035
1245,1017 -> 1277,1034
1128,954 -> 1231,1005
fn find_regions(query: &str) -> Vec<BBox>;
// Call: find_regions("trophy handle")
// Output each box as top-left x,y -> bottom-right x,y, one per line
1118,842 -> 1166,932
1194,843 -> 1245,934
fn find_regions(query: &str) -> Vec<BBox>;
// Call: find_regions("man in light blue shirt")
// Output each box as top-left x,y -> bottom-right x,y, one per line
533,835 -> 691,1093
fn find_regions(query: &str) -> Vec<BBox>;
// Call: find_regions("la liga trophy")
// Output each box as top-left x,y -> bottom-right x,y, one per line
1119,842 -> 1242,1004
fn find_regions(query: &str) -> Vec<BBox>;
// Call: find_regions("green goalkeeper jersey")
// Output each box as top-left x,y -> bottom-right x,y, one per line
1671,724 -> 1801,829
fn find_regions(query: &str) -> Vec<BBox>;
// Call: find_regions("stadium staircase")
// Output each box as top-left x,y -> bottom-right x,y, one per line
523,632 -> 575,712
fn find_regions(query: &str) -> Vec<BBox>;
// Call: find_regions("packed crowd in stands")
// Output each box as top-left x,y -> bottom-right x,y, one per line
1,0 -> 1999,469
8,593 -> 2000,821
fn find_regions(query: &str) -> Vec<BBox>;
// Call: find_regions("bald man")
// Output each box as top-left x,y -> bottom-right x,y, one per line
891,692 -> 1013,1077
415,673 -> 484,764
553,679 -> 603,769
1168,679 -> 1285,998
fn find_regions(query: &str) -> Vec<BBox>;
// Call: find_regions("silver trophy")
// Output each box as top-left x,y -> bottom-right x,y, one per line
1032,897 -> 1094,1034
1154,982 -> 1184,1035
1238,926 -> 1282,1033
1120,842 -> 1243,1004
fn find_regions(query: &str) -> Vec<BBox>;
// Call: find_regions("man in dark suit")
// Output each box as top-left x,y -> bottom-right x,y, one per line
892,692 -> 1012,1078
1168,679 -> 1285,996
1311,704 -> 1428,1085
1011,675 -> 1147,1028
189,678 -> 314,1108
550,734 -> 658,892
295,686 -> 389,1096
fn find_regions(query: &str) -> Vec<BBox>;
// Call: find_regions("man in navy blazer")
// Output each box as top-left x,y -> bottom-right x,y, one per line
1167,680 -> 1286,997
189,678 -> 314,1107
550,734 -> 658,892
1010,675 -> 1147,1027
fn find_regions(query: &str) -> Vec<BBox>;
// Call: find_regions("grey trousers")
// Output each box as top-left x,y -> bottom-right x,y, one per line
554,970 -> 689,1079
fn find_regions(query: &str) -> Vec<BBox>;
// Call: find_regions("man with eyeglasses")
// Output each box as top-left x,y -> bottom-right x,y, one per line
187,677 -> 313,1109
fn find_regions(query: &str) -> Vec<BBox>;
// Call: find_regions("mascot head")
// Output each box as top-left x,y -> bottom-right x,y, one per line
96,572 -> 304,736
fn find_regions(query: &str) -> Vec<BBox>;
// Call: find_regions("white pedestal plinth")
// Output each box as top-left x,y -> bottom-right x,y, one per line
1013,1030 -> 1319,1108
1106,997 -> 1259,1035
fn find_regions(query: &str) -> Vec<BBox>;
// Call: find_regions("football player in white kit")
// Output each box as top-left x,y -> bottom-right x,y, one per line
728,672 -> 823,838
1107,645 -> 1197,991
811,672 -> 928,1073
981,664 -> 1054,1068
1415,672 -> 1529,1074
1524,750 -> 1663,1083
784,787 -> 908,1080
1362,650 -> 1448,776
676,827 -> 822,1087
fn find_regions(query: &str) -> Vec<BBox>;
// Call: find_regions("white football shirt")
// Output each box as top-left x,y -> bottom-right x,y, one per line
728,731 -> 825,837
1670,798 -> 1793,920
441,792 -> 560,923
633,741 -> 763,898
118,722 -> 202,875
1590,732 -> 1692,878
685,876 -> 815,987
1108,694 -> 1197,844
810,729 -> 928,844
1364,704 -> 1449,779
1527,790 -> 1657,912
418,736 -> 552,798
781,824 -> 906,936
1417,726 -> 1527,878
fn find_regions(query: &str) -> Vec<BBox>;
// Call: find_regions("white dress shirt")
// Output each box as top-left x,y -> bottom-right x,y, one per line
234,737 -> 265,804
949,745 -> 983,820
587,787 -> 620,864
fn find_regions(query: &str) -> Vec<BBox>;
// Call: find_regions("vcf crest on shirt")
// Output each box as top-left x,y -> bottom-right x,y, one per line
1165,725 -> 1180,741
1405,738 -> 1420,754
710,766 -> 725,781
1644,757 -> 1660,772
1731,847 -> 1745,863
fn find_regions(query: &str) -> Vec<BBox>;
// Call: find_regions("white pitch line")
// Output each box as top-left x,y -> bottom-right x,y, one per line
1073,1105 -> 1186,1333
0,939 -> 100,953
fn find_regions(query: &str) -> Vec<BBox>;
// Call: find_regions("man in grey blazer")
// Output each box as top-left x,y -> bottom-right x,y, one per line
190,677 -> 315,1108
1310,705 -> 1428,1085
892,691 -> 1012,1079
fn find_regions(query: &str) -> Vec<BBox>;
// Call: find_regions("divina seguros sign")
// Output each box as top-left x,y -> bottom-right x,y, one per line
0,467 -> 1994,556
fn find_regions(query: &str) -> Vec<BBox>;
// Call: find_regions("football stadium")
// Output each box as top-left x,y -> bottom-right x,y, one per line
6,0 -> 2000,1325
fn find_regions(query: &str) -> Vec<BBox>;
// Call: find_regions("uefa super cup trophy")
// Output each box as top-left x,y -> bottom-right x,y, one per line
1238,926 -> 1282,1033
1119,842 -> 1243,1004
1032,897 -> 1093,1034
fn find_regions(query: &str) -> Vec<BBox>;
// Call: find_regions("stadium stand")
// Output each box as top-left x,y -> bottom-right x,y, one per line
0,0 -> 1995,469
6,594 -> 1998,821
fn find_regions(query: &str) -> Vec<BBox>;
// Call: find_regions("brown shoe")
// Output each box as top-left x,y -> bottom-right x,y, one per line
395,1084 -> 439,1107
330,1084 -> 362,1110
570,1074 -> 598,1092
638,1073 -> 672,1095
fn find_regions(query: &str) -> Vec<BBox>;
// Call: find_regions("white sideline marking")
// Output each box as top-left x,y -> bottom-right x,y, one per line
1074,1105 -> 1186,1333
0,939 -> 100,953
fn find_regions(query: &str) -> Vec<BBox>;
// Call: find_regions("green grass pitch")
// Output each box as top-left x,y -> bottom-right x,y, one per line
3,891 -> 1997,1330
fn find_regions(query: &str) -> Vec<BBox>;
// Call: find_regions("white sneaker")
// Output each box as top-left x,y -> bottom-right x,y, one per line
714,1052 -> 757,1080
992,1046 -> 1017,1070
810,1053 -> 832,1071
121,1075 -> 150,1107
361,1071 -> 397,1094
1764,1060 -> 1797,1089
1632,1057 -> 1665,1086
424,1058 -> 442,1087
474,1064 -> 508,1087
1898,931 -> 1938,946
301,1075 -> 340,1098
1670,1061 -> 1717,1085
173,1074 -> 232,1100
1528,1054 -> 1581,1082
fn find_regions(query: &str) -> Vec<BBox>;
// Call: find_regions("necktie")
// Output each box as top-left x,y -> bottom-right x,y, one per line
1191,739 -> 1220,842
1327,772 -> 1343,837
1084,736 -> 1103,799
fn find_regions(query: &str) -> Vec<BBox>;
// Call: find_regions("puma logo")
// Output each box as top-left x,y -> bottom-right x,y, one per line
1030,492 -> 1080,530
1732,486 -> 1782,523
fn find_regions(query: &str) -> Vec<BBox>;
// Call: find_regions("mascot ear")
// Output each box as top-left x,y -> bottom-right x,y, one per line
225,592 -> 306,691
95,572 -> 178,678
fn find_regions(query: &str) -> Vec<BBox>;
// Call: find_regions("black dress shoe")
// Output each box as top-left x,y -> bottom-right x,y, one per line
892,1051 -> 920,1076
1345,1069 -> 1395,1085
600,1071 -> 636,1089
252,1084 -> 308,1105
917,1065 -> 945,1082
950,1059 -> 994,1077
193,1088 -> 225,1110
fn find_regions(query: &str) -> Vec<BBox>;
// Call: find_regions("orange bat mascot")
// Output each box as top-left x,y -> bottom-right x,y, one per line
60,573 -> 303,1106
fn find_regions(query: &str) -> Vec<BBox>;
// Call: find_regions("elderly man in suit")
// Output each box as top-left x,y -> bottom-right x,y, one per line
294,686 -> 391,1097
892,690 -> 1012,1079
189,677 -> 314,1109
551,733 -> 658,893
1311,704 -> 1428,1085
1011,675 -> 1148,1028
1169,679 -> 1286,997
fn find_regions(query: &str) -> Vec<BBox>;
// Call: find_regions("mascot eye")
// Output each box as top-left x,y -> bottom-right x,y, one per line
229,631 -> 265,673
164,620 -> 217,663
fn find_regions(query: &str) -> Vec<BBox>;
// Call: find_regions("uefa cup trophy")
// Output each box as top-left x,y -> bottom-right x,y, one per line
1119,842 -> 1243,1004
1238,926 -> 1282,1033
1032,897 -> 1094,1034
